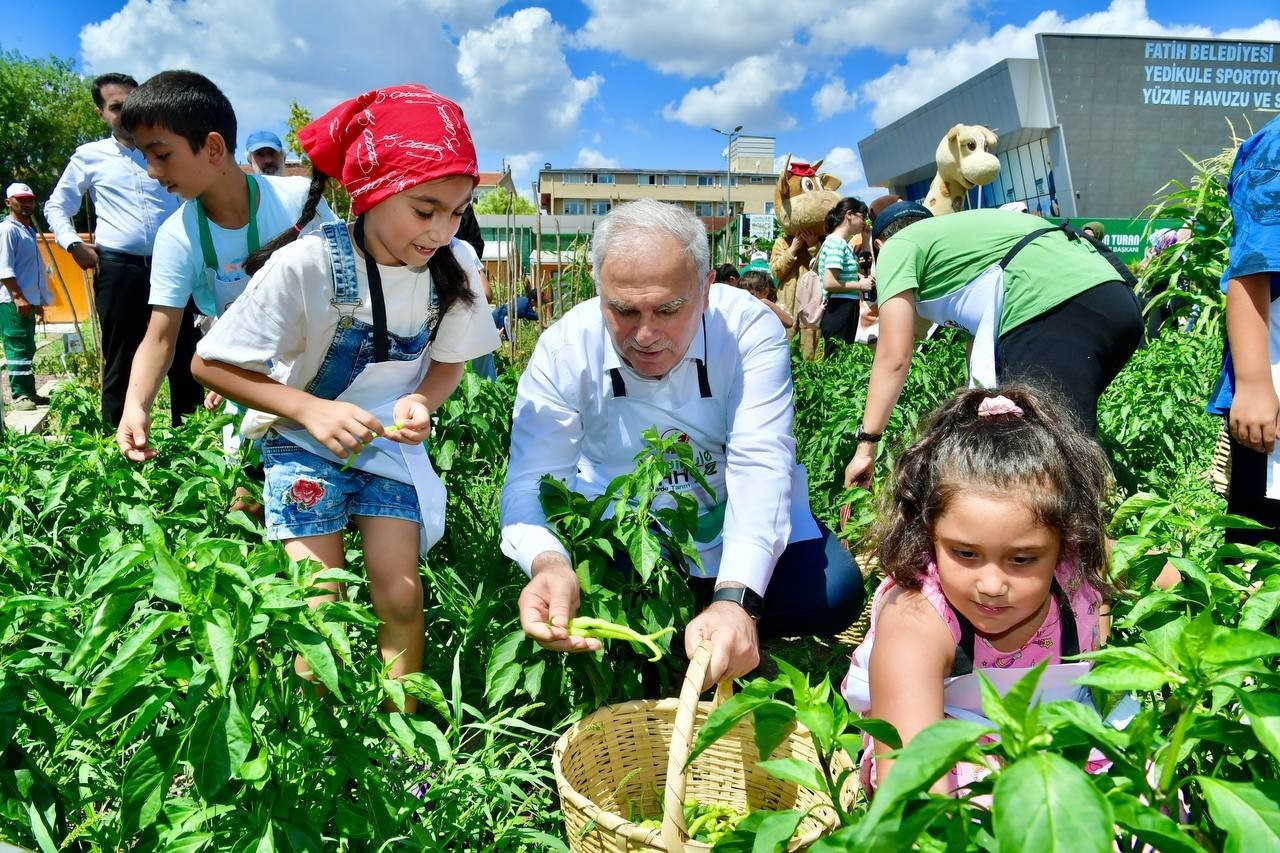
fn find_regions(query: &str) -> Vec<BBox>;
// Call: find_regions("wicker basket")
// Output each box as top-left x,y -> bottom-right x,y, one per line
552,641 -> 856,851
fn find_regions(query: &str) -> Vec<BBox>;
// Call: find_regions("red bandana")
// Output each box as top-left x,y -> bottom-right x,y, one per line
298,84 -> 478,216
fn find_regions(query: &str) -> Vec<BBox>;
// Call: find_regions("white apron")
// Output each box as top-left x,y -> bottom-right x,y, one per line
273,352 -> 447,558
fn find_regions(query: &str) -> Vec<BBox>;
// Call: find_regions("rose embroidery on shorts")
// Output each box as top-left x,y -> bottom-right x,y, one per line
288,478 -> 326,510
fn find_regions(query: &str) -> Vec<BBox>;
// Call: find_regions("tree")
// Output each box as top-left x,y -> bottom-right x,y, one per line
0,50 -> 101,204
284,99 -> 352,220
473,188 -> 537,215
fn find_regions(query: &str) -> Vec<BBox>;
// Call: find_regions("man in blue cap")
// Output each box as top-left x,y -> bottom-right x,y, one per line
843,202 -> 1143,490
246,130 -> 285,176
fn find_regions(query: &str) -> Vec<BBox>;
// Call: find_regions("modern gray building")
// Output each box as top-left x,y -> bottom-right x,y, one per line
858,33 -> 1280,218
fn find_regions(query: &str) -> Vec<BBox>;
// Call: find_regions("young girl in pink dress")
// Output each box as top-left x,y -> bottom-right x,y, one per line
842,384 -> 1116,795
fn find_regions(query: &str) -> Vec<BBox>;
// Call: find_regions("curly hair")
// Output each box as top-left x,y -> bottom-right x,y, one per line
874,383 -> 1113,595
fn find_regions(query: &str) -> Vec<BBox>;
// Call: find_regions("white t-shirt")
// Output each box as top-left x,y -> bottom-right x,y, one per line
150,174 -> 335,316
196,231 -> 499,437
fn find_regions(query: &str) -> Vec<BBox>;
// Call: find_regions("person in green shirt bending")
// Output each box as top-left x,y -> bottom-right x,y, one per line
844,203 -> 1141,490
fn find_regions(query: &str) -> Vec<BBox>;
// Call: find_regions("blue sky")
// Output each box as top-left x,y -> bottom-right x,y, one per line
9,1 -> 1279,196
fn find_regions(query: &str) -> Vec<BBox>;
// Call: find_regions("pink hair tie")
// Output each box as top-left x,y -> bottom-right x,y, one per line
293,223 -> 303,233
977,395 -> 1023,418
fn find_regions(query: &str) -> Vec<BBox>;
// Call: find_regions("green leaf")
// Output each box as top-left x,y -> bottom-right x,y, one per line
118,735 -> 177,842
796,698 -> 835,746
64,589 -> 142,675
190,696 -> 243,799
1111,790 -> 1207,853
203,609 -> 235,691
757,757 -> 825,792
1240,575 -> 1280,631
285,623 -> 341,699
1203,629 -> 1280,666
752,809 -> 806,852
860,719 -> 989,829
1074,649 -> 1172,692
1198,778 -> 1280,853
993,752 -> 1113,852
753,701 -> 798,762
402,672 -> 451,720
1236,690 -> 1280,762
687,691 -> 777,768
79,612 -> 183,720
485,629 -> 526,703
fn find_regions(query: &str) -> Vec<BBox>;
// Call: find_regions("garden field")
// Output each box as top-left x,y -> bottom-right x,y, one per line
3,314 -> 1278,851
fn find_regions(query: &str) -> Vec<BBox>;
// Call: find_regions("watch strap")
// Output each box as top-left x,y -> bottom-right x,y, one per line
711,585 -> 763,620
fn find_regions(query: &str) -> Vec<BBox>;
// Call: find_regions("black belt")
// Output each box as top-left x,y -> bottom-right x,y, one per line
97,247 -> 152,268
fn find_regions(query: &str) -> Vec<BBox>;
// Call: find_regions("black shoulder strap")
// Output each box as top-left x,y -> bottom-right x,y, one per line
353,215 -> 390,363
608,368 -> 626,398
951,609 -> 978,677
997,226 -> 1060,270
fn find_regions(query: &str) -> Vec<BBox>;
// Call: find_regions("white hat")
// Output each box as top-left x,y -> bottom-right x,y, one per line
5,182 -> 34,200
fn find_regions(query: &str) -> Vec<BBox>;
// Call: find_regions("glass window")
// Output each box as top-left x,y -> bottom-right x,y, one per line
594,173 -> 615,184
1034,177 -> 1045,194
698,175 -> 718,186
563,200 -> 586,215
637,174 -> 655,185
749,176 -> 765,184
695,201 -> 714,216
764,201 -> 774,214
665,174 -> 686,186
562,173 -> 588,184
591,200 -> 611,215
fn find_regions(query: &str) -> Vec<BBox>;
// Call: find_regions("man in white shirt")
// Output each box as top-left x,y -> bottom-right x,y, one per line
44,72 -> 202,427
503,199 -> 864,689
0,183 -> 53,411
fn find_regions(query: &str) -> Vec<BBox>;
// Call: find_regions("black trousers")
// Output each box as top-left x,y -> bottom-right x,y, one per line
996,281 -> 1143,434
820,297 -> 860,358
1226,435 -> 1280,547
95,251 -> 203,427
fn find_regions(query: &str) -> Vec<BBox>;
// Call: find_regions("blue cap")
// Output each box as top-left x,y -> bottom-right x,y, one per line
246,130 -> 284,153
871,200 -> 932,242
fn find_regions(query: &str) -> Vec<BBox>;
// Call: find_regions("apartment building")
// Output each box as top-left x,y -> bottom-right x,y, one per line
536,136 -> 778,219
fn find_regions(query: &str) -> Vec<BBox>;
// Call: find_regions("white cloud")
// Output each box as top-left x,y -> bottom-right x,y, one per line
576,147 -> 620,168
576,0 -> 811,76
818,146 -> 865,187
662,54 -> 807,130
457,8 -> 602,153
859,0 -> 1279,127
812,77 -> 859,120
809,0 -> 980,55
79,0 -> 474,155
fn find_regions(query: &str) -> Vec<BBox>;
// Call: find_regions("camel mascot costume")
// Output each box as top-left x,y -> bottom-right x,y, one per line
769,155 -> 842,360
923,123 -> 1000,215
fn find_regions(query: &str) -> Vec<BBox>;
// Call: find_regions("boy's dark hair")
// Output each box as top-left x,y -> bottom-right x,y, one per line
120,70 -> 236,155
825,196 -> 868,233
874,383 -> 1113,596
244,169 -> 475,317
92,73 -> 138,108
715,263 -> 739,283
738,269 -> 775,300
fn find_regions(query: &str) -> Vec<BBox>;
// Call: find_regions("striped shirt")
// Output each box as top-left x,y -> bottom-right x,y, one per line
818,235 -> 859,301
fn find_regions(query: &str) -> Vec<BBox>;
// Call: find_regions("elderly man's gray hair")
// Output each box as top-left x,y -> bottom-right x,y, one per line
591,199 -> 711,293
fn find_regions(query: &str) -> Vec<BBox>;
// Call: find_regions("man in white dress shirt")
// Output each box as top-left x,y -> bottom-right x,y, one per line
45,72 -> 203,427
502,199 -> 864,688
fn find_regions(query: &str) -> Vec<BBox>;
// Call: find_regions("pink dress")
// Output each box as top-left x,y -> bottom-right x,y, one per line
841,557 -> 1105,794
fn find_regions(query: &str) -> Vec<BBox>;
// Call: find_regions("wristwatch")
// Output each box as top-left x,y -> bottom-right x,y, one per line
855,424 -> 883,444
711,585 -> 764,621
66,241 -> 83,252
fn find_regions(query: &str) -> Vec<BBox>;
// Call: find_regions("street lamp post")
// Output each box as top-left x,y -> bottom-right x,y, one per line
712,124 -> 743,263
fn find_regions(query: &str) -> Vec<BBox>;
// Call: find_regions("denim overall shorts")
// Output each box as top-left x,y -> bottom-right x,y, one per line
259,223 -> 437,541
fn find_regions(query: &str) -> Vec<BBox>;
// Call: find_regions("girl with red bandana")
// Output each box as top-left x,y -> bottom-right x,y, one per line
193,85 -> 500,709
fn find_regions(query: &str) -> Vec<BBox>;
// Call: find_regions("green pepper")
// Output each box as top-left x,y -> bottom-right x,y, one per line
339,422 -> 402,472
549,615 -> 676,661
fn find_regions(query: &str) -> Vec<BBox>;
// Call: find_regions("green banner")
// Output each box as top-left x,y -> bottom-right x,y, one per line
1048,217 -> 1182,263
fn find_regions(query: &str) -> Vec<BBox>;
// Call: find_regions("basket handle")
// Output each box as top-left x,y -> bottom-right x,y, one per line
661,639 -> 733,852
